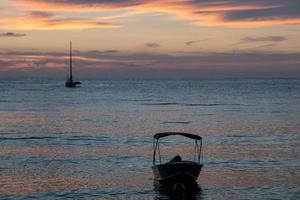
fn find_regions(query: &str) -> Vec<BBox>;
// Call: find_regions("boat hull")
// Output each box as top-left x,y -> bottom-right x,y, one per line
65,81 -> 81,88
152,162 -> 202,186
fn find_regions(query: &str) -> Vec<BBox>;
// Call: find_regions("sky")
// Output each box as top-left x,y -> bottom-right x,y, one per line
0,0 -> 300,78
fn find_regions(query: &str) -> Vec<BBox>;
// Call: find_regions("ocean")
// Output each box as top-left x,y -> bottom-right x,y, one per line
0,79 -> 299,199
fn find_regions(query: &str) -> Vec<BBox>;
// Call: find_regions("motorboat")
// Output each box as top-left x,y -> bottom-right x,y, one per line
152,132 -> 203,187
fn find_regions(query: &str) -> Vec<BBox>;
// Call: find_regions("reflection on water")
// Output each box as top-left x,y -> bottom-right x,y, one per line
0,79 -> 300,199
154,182 -> 202,200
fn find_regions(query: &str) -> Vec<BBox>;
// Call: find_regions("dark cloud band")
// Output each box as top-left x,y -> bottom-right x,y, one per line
145,42 -> 160,48
241,36 -> 286,43
1,50 -> 300,78
0,32 -> 26,37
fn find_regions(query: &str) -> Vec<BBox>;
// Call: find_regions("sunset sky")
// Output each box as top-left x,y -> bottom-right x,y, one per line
0,0 -> 300,78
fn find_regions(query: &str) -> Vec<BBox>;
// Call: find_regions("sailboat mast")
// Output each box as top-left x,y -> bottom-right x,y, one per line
69,40 -> 73,81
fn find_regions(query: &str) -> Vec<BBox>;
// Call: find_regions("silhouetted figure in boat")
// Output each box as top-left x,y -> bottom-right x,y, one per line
170,155 -> 182,163
65,41 -> 81,88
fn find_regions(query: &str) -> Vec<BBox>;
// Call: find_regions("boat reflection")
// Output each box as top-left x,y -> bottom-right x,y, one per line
153,181 -> 202,200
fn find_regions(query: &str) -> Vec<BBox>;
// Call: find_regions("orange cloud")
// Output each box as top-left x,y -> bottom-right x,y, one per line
137,1 -> 297,27
6,0 -> 300,29
0,10 -> 120,30
11,0 -> 146,12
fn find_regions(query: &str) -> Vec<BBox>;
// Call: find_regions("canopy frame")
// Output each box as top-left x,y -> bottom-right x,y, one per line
153,132 -> 203,165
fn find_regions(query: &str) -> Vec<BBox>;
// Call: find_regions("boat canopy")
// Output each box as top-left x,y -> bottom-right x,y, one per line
153,132 -> 202,140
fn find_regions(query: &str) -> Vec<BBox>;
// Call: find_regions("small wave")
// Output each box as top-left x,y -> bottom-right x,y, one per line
226,135 -> 256,138
18,88 -> 44,92
122,99 -> 156,102
0,136 -> 56,141
56,136 -> 103,146
142,102 -> 243,107
65,135 -> 109,142
184,103 -> 220,106
271,110 -> 288,114
141,102 -> 179,106
183,103 -> 243,107
161,121 -> 191,124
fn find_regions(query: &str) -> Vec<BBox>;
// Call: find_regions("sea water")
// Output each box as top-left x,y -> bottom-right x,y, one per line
0,79 -> 299,199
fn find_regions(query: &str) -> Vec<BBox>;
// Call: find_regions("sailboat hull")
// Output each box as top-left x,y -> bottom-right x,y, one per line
65,81 -> 80,87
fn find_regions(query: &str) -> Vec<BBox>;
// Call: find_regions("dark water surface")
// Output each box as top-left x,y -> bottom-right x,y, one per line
0,79 -> 299,199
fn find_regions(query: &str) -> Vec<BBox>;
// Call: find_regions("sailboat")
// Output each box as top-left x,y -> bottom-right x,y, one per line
65,41 -> 81,88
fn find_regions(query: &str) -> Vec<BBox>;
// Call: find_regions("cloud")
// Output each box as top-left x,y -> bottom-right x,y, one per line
241,36 -> 287,43
185,38 -> 212,46
145,42 -> 160,48
222,0 -> 300,22
12,0 -> 148,11
7,0 -> 300,29
0,10 -> 121,30
185,41 -> 199,46
0,32 -> 26,37
1,50 -> 300,78
257,43 -> 278,49
0,50 -> 153,75
87,50 -> 120,55
190,0 -> 300,26
29,11 -> 54,18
